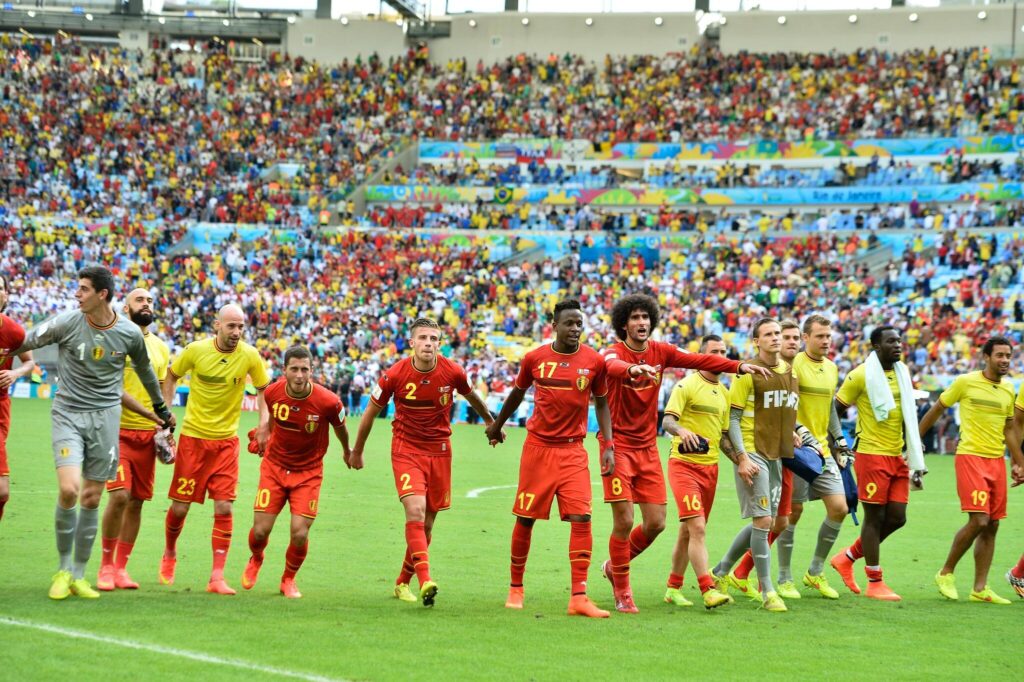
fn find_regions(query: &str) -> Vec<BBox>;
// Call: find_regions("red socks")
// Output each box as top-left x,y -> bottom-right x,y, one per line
627,525 -> 653,560
609,535 -> 631,593
248,527 -> 268,561
698,574 -> 715,593
667,572 -> 684,589
101,536 -> 117,568
114,540 -> 134,571
846,537 -> 864,562
569,521 -> 592,596
164,508 -> 185,557
510,521 -> 533,587
865,566 -> 883,583
211,513 -> 232,579
1012,554 -> 1024,580
405,521 -> 431,585
397,532 -> 430,585
734,531 -> 779,580
283,541 -> 308,580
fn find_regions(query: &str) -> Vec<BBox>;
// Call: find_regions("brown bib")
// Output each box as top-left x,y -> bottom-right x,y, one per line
750,358 -> 800,460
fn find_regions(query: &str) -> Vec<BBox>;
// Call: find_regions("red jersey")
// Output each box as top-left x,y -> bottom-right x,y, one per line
371,354 -> 471,456
515,342 -> 608,447
264,379 -> 345,471
603,340 -> 740,449
0,314 -> 26,403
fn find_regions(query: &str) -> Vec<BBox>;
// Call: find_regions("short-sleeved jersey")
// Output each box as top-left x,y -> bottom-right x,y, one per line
1015,383 -> 1024,414
793,351 -> 839,458
515,342 -> 608,447
939,371 -> 1015,458
121,332 -> 170,431
729,361 -> 792,456
603,340 -> 739,450
664,372 -> 730,466
19,310 -> 160,412
835,364 -> 903,457
264,379 -> 345,470
0,314 -> 26,402
370,355 -> 471,456
171,337 -> 270,440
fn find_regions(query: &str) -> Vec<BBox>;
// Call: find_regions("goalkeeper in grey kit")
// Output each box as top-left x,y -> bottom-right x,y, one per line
16,267 -> 175,600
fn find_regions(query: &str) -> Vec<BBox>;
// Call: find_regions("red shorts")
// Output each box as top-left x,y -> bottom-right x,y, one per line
106,429 -> 156,500
601,444 -> 666,505
168,435 -> 240,504
391,450 -> 451,513
855,452 -> 910,505
254,458 -> 324,519
955,454 -> 1007,520
668,459 -> 718,521
778,466 -> 793,518
0,398 -> 9,476
513,441 -> 591,520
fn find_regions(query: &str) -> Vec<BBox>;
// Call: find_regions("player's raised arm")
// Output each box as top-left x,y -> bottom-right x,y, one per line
16,310 -> 71,353
664,344 -> 746,375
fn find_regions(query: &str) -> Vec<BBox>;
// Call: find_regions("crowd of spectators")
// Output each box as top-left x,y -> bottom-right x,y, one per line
3,220 -> 1021,414
3,38 -> 1023,234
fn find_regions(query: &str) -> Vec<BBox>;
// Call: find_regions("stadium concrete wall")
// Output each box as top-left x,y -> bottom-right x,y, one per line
282,6 -> 1022,64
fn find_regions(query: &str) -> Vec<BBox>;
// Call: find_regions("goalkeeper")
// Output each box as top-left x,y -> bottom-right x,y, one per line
99,288 -> 176,592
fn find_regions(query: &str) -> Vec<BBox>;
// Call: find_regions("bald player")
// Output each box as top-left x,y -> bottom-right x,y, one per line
160,304 -> 270,595
97,288 -> 171,591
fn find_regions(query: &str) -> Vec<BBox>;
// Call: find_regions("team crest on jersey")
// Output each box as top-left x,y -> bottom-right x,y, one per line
91,346 -> 105,361
233,377 -> 242,385
440,393 -> 450,406
576,376 -> 589,391
304,422 -> 318,434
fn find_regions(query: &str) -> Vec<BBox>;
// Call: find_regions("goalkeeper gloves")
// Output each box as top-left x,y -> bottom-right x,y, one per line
795,424 -> 823,456
153,401 -> 173,431
154,428 -> 176,465
833,437 -> 854,469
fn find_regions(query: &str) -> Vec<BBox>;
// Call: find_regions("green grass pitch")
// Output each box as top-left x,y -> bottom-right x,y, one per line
0,399 -> 1021,680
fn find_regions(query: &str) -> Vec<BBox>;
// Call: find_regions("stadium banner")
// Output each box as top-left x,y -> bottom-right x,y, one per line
418,135 -> 1024,161
366,182 -> 1023,206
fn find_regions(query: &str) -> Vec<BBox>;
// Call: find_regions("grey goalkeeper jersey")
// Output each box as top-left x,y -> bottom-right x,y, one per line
18,309 -> 163,412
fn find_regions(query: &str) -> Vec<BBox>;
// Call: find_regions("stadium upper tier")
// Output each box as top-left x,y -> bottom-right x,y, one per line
2,40 -> 1023,227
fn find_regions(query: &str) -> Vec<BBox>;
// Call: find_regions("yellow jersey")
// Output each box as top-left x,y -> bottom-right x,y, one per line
939,371 -> 1015,458
664,372 -> 730,466
729,360 -> 791,455
1016,382 -> 1024,413
793,351 -> 839,457
120,331 -> 170,431
836,364 -> 903,456
171,337 -> 270,440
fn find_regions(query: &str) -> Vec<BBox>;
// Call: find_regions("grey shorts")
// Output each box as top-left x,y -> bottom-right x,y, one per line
790,455 -> 845,504
52,406 -> 122,482
736,452 -> 782,519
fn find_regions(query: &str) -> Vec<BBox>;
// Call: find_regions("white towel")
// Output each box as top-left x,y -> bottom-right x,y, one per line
864,351 -> 926,472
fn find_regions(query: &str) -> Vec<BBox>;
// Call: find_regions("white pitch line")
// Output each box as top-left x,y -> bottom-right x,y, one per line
0,616 -> 347,682
466,481 -> 603,498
